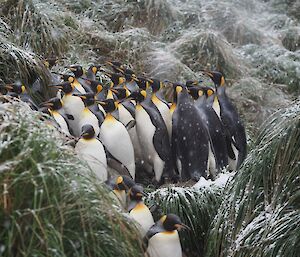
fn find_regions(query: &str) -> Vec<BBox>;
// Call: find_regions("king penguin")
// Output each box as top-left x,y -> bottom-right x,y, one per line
75,125 -> 107,181
188,86 -> 228,179
127,184 -> 154,237
203,71 -> 247,170
148,79 -> 172,139
4,82 -> 38,110
144,214 -> 188,257
75,93 -> 101,136
99,99 -> 136,179
129,89 -> 176,184
40,97 -> 71,136
171,83 -> 209,181
105,175 -> 135,207
68,65 -> 92,93
49,82 -> 84,137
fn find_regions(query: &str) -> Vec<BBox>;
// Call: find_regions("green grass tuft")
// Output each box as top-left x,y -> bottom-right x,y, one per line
0,97 -> 144,257
146,183 -> 225,257
206,100 -> 300,257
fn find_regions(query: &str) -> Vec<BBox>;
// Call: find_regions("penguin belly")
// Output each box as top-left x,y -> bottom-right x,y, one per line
62,95 -> 84,137
228,138 -> 239,171
118,104 -> 151,173
135,106 -> 165,181
51,111 -> 71,136
78,109 -> 100,136
146,231 -> 182,257
129,203 -> 154,237
75,138 -> 107,181
100,116 -> 135,179
152,95 -> 172,139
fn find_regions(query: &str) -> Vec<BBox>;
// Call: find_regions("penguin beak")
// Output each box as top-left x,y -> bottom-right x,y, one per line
131,76 -> 139,82
96,101 -> 107,106
41,102 -> 53,107
48,84 -> 63,89
175,223 -> 190,231
147,79 -> 154,84
201,70 -> 213,78
4,84 -> 13,90
110,88 -> 118,94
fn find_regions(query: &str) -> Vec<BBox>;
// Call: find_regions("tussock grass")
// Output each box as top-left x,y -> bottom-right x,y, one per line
206,100 -> 300,257
147,184 -> 225,257
0,97 -> 144,257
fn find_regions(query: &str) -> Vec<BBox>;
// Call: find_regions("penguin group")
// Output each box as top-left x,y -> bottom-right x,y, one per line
0,61 -> 247,184
0,60 -> 247,257
105,175 -> 188,257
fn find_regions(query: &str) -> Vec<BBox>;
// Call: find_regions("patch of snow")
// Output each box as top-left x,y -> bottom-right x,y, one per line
193,172 -> 234,189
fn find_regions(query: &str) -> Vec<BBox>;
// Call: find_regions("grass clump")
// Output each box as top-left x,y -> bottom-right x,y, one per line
206,100 -> 300,257
146,182 -> 226,257
0,97 -> 144,257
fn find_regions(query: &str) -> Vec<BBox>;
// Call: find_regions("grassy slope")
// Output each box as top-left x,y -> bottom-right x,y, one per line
0,97 -> 144,257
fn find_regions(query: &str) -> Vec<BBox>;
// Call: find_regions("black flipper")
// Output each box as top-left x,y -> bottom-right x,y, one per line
125,120 -> 136,130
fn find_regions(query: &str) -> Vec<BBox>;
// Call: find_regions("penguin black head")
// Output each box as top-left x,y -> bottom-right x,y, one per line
44,57 -> 59,69
136,77 -> 149,90
68,65 -> 84,78
185,80 -> 199,88
188,87 -> 204,100
41,97 -> 63,110
80,124 -> 95,139
75,92 -> 95,107
110,87 -> 129,100
124,73 -> 139,83
105,72 -> 126,87
84,79 -> 103,95
61,74 -> 75,84
160,214 -> 188,231
98,99 -> 118,113
128,89 -> 147,103
148,79 -> 163,93
49,82 -> 73,94
5,82 -> 26,94
88,65 -> 102,75
129,184 -> 146,201
105,61 -> 124,72
171,82 -> 185,103
202,70 -> 225,87
201,86 -> 215,97
114,175 -> 135,191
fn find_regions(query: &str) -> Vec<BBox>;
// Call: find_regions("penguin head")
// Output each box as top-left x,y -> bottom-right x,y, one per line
44,57 -> 59,69
68,65 -> 84,78
85,79 -> 103,95
75,93 -> 95,107
110,87 -> 129,100
61,74 -> 75,84
171,82 -> 185,103
105,72 -> 126,87
202,70 -> 225,87
188,87 -> 203,100
49,82 -> 73,94
136,77 -> 150,90
124,73 -> 138,83
98,99 -> 118,113
5,82 -> 26,94
80,124 -> 95,139
128,184 -> 146,201
105,61 -> 124,73
160,214 -> 189,231
114,175 -> 135,191
89,65 -> 102,75
147,78 -> 163,93
185,80 -> 199,88
128,89 -> 146,103
41,97 -> 63,111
